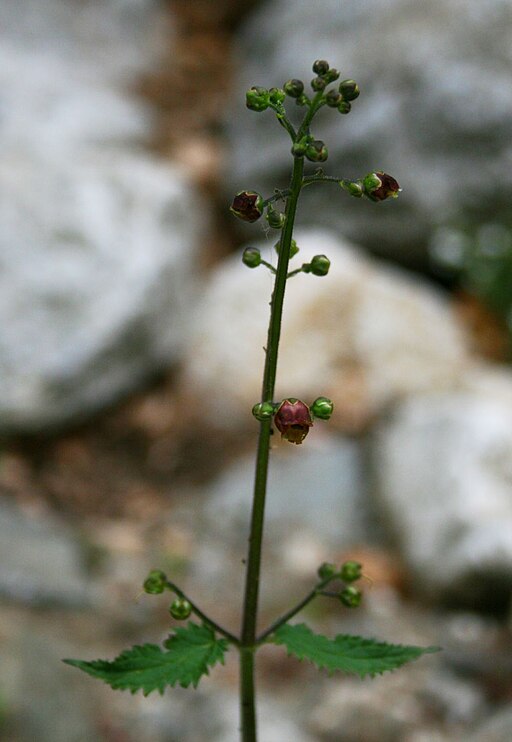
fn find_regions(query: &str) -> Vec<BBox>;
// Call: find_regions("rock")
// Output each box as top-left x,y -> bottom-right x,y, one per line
181,229 -> 469,433
0,500 -> 90,607
0,0 -> 208,431
228,0 -> 512,259
372,386 -> 512,607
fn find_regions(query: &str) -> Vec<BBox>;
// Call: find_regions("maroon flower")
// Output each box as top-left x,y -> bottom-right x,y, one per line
363,171 -> 400,202
274,398 -> 313,445
230,191 -> 264,222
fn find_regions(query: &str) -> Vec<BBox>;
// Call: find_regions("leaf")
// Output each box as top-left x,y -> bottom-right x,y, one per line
271,623 -> 440,678
63,622 -> 229,695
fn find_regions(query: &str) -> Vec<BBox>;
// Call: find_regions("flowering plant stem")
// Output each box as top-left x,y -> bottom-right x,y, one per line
239,154 -> 304,741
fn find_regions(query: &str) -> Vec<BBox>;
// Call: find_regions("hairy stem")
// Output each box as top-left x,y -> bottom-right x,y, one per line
239,153 -> 305,742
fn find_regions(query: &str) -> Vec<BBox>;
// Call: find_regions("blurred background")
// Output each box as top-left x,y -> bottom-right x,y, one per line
1,0 -> 512,740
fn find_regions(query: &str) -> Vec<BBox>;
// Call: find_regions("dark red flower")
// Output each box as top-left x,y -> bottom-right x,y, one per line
274,398 -> 313,445
363,171 -> 400,202
230,191 -> 264,222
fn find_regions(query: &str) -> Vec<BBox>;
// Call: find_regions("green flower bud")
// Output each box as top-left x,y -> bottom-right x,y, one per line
339,585 -> 362,608
252,401 -> 275,421
325,90 -> 342,108
312,59 -> 330,75
311,76 -> 326,92
246,86 -> 270,112
338,79 -> 360,101
274,238 -> 299,259
169,598 -> 192,620
337,100 -> 352,115
269,87 -> 286,105
230,191 -> 264,222
363,171 -> 401,202
305,140 -> 328,163
340,179 -> 364,198
295,94 -> 309,107
143,569 -> 167,595
291,141 -> 307,158
242,246 -> 262,268
324,68 -> 340,83
266,205 -> 285,229
274,398 -> 313,445
310,254 -> 331,276
311,396 -> 334,420
318,562 -> 337,580
340,560 -> 363,582
283,79 -> 304,98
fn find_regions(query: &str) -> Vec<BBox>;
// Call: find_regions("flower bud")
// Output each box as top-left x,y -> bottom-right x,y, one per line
340,560 -> 363,583
339,585 -> 362,608
143,569 -> 167,595
325,90 -> 342,108
269,87 -> 286,105
337,100 -> 351,115
338,79 -> 360,101
266,205 -> 285,229
362,172 -> 401,202
230,191 -> 264,222
305,140 -> 328,163
283,79 -> 304,98
252,401 -> 275,421
246,86 -> 270,112
340,179 -> 364,198
169,598 -> 192,620
274,398 -> 313,445
291,141 -> 307,158
242,246 -> 262,268
295,94 -> 309,107
312,59 -> 330,75
311,76 -> 326,92
318,562 -> 337,580
324,68 -> 340,83
310,254 -> 331,276
311,396 -> 334,420
274,238 -> 299,259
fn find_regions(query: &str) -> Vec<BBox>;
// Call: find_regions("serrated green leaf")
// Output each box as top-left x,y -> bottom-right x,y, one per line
63,622 -> 229,695
271,623 -> 440,678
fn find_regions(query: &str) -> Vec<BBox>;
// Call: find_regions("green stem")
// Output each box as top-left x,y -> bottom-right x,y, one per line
239,153 -> 305,742
165,581 -> 240,646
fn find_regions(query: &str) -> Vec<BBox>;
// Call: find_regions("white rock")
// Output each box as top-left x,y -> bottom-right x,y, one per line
0,151 -> 203,431
228,0 -> 512,253
372,388 -> 512,601
181,229 -> 469,431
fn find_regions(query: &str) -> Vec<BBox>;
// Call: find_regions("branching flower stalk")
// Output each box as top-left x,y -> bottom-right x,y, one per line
65,61 -> 438,742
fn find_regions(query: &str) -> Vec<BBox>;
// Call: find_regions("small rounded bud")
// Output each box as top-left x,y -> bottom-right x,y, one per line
337,100 -> 352,115
312,59 -> 330,75
363,172 -> 401,202
340,179 -> 364,198
311,76 -> 326,92
269,87 -> 286,105
274,398 -> 313,445
305,140 -> 328,163
338,79 -> 360,101
246,86 -> 270,112
324,68 -> 340,83
274,238 -> 299,259
252,401 -> 275,421
339,586 -> 362,608
242,246 -> 262,268
143,569 -> 167,595
310,254 -> 331,276
283,79 -> 304,98
266,205 -> 285,229
291,141 -> 307,158
169,598 -> 192,620
340,560 -> 363,582
230,191 -> 264,222
311,396 -> 334,420
295,94 -> 309,107
325,90 -> 342,108
318,562 -> 337,580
